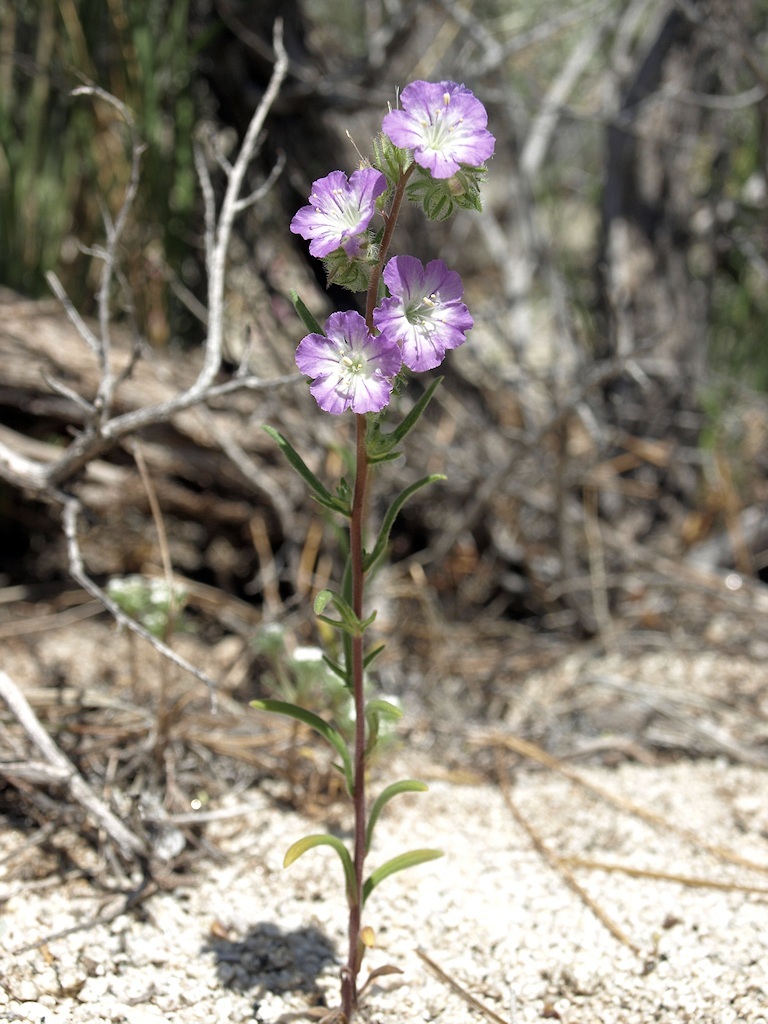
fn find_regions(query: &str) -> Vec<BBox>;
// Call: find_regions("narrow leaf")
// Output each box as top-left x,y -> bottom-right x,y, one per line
322,653 -> 348,683
290,289 -> 325,336
363,642 -> 386,669
365,698 -> 402,721
365,376 -> 443,460
263,426 -> 349,515
317,590 -> 377,637
364,474 -> 446,573
363,849 -> 443,905
250,698 -> 353,793
388,376 -> 443,447
366,780 -> 427,853
283,833 -> 357,905
364,698 -> 403,759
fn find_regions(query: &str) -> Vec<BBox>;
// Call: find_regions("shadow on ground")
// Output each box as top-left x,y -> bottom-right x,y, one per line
204,920 -> 337,1011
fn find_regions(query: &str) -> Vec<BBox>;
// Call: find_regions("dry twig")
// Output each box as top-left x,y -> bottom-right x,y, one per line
0,670 -> 146,862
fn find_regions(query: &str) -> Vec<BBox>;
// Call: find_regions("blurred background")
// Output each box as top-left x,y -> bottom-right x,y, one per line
2,0 -> 768,731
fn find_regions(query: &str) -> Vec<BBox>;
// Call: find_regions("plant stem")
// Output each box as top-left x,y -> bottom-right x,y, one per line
343,164 -> 411,1020
365,162 -> 414,331
342,412 -> 369,1020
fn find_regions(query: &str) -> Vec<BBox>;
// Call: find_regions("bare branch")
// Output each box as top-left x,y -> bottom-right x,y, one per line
193,140 -> 217,276
0,669 -> 147,861
233,149 -> 286,213
0,20 -> 290,497
521,19 -> 613,178
203,19 -> 288,394
0,439 -> 50,492
40,371 -> 96,415
62,498 -> 222,705
69,86 -> 147,420
45,270 -> 101,353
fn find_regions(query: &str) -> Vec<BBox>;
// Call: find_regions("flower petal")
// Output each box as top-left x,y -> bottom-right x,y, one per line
374,256 -> 473,372
290,169 -> 387,258
296,310 -> 401,414
383,81 -> 495,179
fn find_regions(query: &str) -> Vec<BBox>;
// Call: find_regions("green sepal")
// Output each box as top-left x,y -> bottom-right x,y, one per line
250,698 -> 353,794
290,289 -> 325,337
263,426 -> 350,516
363,849 -> 443,905
406,165 -> 486,220
322,247 -> 375,292
364,474 -> 446,573
371,132 -> 409,188
283,834 -> 358,906
365,780 -> 427,853
315,588 -> 377,637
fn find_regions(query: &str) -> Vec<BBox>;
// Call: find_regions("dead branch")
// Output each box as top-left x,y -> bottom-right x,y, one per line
0,669 -> 146,862
0,20 -> 289,499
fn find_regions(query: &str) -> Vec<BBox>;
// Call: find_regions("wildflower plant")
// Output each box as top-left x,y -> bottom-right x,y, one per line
252,80 -> 494,1021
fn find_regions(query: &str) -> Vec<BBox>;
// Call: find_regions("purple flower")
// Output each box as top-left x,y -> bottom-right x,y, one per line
373,256 -> 473,372
290,168 -> 388,259
382,81 -> 495,179
296,310 -> 402,415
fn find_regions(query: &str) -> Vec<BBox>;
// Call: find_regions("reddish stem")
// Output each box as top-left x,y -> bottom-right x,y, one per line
341,413 -> 369,1021
341,164 -> 412,1021
365,163 -> 414,331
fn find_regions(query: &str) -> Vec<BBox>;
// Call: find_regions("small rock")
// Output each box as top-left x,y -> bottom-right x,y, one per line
15,981 -> 40,1003
17,1001 -> 66,1024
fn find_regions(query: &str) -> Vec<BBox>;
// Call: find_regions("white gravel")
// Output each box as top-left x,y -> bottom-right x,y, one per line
2,755 -> 767,1023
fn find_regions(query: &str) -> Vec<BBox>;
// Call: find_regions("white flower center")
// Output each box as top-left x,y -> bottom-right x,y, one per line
419,103 -> 463,152
341,352 -> 365,374
406,293 -> 441,330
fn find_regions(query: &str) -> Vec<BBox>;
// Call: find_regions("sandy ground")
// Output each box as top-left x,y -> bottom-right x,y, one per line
1,635 -> 767,1023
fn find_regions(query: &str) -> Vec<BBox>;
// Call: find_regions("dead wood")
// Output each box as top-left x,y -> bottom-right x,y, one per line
0,669 -> 147,863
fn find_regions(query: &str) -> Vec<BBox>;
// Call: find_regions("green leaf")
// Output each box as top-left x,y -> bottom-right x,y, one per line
364,474 -> 446,573
263,426 -> 349,516
290,289 -> 325,336
364,698 -> 403,758
378,376 -> 444,452
366,449 -> 406,466
322,653 -> 349,684
250,698 -> 353,793
365,780 -> 427,852
283,834 -> 358,906
317,612 -> 377,638
363,849 -> 443,905
315,589 -> 377,637
365,698 -> 403,721
363,642 -> 386,669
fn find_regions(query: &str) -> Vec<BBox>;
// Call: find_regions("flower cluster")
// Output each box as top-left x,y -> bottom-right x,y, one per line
290,80 -> 494,414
